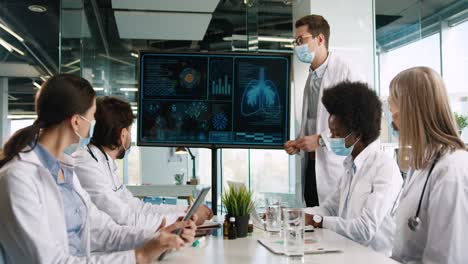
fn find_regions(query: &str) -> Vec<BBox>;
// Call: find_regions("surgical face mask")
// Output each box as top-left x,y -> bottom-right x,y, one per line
76,115 -> 95,146
384,101 -> 399,139
328,133 -> 359,157
117,129 -> 131,160
66,115 -> 95,154
294,44 -> 315,64
391,121 -> 399,138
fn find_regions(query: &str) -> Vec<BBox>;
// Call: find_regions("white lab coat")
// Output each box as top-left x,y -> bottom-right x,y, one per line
392,149 -> 468,264
73,145 -> 185,231
0,149 -> 155,263
298,52 -> 362,204
305,141 -> 403,256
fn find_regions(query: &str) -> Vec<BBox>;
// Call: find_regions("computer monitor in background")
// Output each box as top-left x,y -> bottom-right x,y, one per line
138,52 -> 290,149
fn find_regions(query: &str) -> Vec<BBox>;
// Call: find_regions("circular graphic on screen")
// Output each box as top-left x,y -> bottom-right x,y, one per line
212,112 -> 228,130
179,68 -> 201,90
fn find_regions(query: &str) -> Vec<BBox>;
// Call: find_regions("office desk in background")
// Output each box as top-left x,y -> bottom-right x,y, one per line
126,184 -> 199,204
159,228 -> 400,264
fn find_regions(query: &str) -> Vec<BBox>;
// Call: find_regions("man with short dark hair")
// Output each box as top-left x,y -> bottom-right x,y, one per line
284,15 -> 360,207
73,97 -> 212,231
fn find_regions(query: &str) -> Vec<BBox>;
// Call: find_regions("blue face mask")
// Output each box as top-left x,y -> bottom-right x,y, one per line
66,116 -> 95,154
329,133 -> 359,157
294,44 -> 315,64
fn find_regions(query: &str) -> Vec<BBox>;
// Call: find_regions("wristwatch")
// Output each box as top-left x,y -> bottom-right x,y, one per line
318,134 -> 325,147
313,215 -> 323,228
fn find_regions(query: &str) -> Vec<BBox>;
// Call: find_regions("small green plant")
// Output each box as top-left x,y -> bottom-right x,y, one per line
454,112 -> 468,131
221,185 -> 254,217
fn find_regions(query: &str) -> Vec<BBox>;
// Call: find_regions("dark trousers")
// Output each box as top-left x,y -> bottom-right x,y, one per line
304,156 -> 319,207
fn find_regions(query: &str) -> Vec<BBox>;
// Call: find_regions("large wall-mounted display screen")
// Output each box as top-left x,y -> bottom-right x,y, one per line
138,52 -> 290,148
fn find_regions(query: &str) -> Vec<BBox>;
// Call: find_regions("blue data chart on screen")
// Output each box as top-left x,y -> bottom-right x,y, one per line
138,52 -> 290,148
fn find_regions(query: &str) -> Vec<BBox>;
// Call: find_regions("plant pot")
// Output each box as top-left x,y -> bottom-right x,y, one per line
235,215 -> 250,238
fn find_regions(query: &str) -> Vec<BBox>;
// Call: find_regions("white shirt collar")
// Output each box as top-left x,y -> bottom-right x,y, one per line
309,52 -> 330,79
343,140 -> 380,172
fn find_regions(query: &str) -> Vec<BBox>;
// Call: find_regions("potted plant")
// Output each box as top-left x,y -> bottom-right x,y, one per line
222,185 -> 254,238
454,112 -> 468,135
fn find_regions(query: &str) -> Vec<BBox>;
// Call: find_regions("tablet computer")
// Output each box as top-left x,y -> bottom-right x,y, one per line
158,186 -> 211,260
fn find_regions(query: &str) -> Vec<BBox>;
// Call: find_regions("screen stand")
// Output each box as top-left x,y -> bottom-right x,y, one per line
211,147 -> 218,215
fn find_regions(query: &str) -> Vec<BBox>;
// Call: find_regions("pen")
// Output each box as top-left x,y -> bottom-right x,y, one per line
192,236 -> 206,247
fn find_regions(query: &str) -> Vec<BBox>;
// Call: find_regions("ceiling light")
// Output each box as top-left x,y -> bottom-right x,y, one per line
0,38 -> 12,52
0,37 -> 25,55
28,5 -> 47,13
8,95 -> 18,101
8,114 -> 38,120
93,87 -> 104,91
0,23 -> 24,42
62,59 -> 80,68
120,87 -> 138,92
116,79 -> 138,85
258,36 -> 294,43
9,43 -> 25,55
33,81 -> 42,89
130,52 -> 139,58
224,35 -> 294,44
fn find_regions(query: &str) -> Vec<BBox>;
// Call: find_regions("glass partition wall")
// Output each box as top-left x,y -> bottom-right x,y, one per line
57,0 -> 468,212
59,0 -> 296,212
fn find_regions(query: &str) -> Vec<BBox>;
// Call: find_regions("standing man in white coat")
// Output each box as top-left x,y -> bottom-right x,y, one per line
284,15 -> 359,206
73,96 -> 213,231
303,82 -> 402,256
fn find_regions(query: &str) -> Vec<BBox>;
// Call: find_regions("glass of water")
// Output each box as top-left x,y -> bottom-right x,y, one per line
282,208 -> 305,256
265,197 -> 281,232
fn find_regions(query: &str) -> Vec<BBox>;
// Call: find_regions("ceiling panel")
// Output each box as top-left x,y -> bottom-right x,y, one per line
112,0 -> 220,13
114,11 -> 212,40
0,63 -> 40,78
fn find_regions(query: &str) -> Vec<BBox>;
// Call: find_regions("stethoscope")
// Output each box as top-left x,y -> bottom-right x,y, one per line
407,153 -> 440,231
86,144 -> 124,192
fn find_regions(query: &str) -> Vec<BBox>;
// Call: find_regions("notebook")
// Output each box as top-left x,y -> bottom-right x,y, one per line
257,238 -> 342,255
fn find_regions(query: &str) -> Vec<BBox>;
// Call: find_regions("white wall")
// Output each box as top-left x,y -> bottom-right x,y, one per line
140,147 -> 189,185
311,0 -> 376,85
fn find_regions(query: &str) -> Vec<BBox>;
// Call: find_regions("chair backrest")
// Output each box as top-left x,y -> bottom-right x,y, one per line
0,243 -> 6,264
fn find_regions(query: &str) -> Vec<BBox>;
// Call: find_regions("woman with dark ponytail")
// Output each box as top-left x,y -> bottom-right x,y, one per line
0,74 -> 196,263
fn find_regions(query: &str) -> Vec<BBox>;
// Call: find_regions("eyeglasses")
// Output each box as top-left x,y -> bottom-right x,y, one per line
293,34 -> 313,46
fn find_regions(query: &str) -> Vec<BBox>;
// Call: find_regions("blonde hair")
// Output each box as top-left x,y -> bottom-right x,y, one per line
390,66 -> 465,170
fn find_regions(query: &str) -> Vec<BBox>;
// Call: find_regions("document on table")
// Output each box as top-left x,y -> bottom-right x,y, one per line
257,238 -> 342,255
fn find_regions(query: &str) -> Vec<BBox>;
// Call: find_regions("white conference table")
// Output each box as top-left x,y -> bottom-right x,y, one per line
159,228 -> 400,264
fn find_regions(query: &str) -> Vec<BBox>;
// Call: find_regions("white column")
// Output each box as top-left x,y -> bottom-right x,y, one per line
0,77 -> 9,148
292,0 -> 376,204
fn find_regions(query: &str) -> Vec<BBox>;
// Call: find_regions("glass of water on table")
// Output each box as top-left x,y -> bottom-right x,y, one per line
282,208 -> 305,257
265,197 -> 282,232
